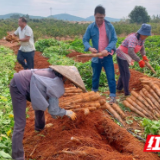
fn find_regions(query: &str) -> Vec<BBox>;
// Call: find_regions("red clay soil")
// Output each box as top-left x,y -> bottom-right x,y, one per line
23,109 -> 160,160
9,46 -> 159,160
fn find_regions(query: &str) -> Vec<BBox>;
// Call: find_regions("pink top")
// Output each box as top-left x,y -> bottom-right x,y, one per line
98,21 -> 114,58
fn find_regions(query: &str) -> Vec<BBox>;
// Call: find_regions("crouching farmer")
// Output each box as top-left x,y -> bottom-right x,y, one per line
10,65 -> 86,160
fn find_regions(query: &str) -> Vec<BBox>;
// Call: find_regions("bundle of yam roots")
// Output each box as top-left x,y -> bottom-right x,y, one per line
123,77 -> 160,120
61,87 -> 126,126
4,33 -> 19,43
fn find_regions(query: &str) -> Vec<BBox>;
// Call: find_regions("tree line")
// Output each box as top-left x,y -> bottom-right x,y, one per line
0,6 -> 159,40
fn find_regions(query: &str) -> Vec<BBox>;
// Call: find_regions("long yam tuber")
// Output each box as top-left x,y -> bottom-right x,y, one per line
77,52 -> 108,58
73,107 -> 97,112
63,93 -> 80,96
126,97 -> 152,118
150,84 -> 160,97
123,101 -> 146,118
145,61 -> 156,74
142,88 -> 160,109
129,96 -> 154,119
139,90 -> 160,117
102,103 -> 125,126
112,103 -> 126,119
60,92 -> 101,106
143,85 -> 160,103
131,91 -> 152,110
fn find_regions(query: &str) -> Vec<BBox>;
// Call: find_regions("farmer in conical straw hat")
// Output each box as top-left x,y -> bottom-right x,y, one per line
10,65 -> 86,160
116,24 -> 151,96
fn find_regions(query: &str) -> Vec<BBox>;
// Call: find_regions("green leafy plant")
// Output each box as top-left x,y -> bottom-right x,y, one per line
0,46 -> 16,159
141,118 -> 160,138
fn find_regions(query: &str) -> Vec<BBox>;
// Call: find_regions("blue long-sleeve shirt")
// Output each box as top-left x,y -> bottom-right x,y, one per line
83,20 -> 117,63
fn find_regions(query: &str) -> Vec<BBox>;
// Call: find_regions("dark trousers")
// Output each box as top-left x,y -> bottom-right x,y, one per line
10,78 -> 45,160
116,56 -> 130,95
17,50 -> 35,69
91,55 -> 116,97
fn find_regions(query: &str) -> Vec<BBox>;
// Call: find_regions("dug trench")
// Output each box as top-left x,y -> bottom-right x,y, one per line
9,45 -> 160,160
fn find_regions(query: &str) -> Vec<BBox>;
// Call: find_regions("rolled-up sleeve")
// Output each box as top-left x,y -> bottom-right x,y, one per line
83,26 -> 91,51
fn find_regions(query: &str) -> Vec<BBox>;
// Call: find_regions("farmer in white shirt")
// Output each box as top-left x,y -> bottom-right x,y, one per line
14,17 -> 35,69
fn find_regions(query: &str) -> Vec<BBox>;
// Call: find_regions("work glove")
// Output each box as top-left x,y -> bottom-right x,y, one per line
139,60 -> 145,68
66,110 -> 77,120
143,55 -> 149,61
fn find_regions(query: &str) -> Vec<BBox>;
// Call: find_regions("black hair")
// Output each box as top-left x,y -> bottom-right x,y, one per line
54,71 -> 63,79
94,5 -> 105,15
19,17 -> 27,23
136,33 -> 140,40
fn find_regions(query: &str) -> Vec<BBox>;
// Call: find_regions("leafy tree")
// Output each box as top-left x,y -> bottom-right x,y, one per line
150,15 -> 160,23
129,6 -> 150,23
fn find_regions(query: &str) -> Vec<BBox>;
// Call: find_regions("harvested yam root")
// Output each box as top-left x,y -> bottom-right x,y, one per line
131,91 -> 152,110
143,85 -> 160,103
145,61 -> 156,74
4,33 -> 19,43
129,95 -> 155,119
112,103 -> 126,119
123,100 -> 146,118
65,87 -> 83,93
60,91 -> 101,107
99,99 -> 106,105
126,97 -> 152,118
63,93 -> 80,97
63,100 -> 103,110
83,108 -> 90,115
124,86 -> 160,120
61,91 -> 126,124
77,52 -> 108,58
73,107 -> 97,112
101,103 -> 125,126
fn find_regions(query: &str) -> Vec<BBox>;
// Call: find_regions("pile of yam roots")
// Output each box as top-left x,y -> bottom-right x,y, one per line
123,77 -> 160,120
60,87 -> 126,126
62,77 -> 160,126
4,33 -> 19,43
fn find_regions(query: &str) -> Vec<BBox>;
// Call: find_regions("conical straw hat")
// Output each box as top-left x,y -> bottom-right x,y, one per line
49,65 -> 86,92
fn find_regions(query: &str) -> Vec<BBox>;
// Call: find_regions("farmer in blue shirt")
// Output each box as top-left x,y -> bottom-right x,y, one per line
83,5 -> 117,104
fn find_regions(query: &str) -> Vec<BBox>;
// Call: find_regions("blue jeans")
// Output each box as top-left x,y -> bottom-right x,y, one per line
17,50 -> 35,69
91,55 -> 116,97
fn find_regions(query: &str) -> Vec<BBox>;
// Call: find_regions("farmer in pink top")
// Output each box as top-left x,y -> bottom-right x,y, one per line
116,24 -> 151,96
83,5 -> 117,104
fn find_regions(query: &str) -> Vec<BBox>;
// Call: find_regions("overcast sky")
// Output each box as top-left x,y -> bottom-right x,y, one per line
0,0 -> 159,19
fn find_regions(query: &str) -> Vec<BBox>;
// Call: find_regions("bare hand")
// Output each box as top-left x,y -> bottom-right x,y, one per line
89,47 -> 98,53
101,50 -> 109,56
